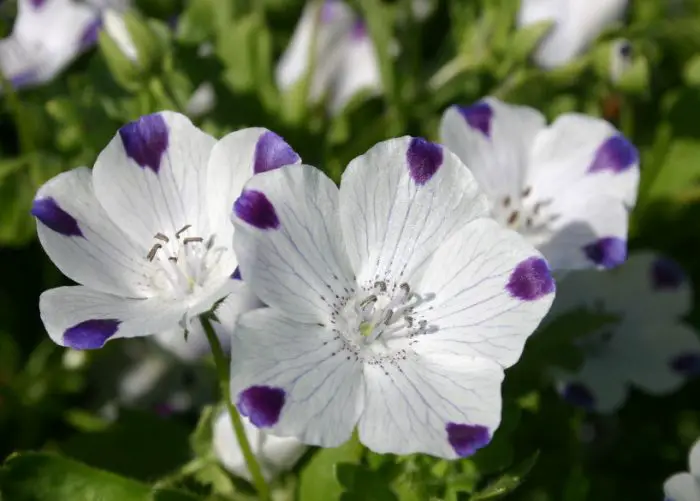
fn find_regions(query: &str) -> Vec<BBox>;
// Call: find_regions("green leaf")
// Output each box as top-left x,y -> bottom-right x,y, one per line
0,452 -> 201,501
508,20 -> 554,63
336,463 -> 398,501
470,451 -> 539,501
190,405 -> 217,458
297,434 -> 363,501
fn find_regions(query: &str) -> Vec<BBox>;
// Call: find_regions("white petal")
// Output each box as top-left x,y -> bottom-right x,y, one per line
664,472 -> 700,501
32,167 -> 154,297
439,98 -> 546,203
359,352 -> 502,458
527,113 -> 639,209
185,82 -> 216,118
231,165 -> 354,323
556,355 -> 628,413
92,111 -> 218,246
229,308 -> 364,447
690,439 -> 700,476
40,286 -> 188,349
339,136 -> 490,285
103,9 -> 138,62
414,218 -> 555,368
213,409 -> 307,482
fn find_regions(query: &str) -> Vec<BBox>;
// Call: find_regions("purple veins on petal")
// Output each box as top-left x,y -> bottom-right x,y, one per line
446,423 -> 491,457
456,101 -> 493,138
119,113 -> 169,173
669,353 -> 700,377
31,197 -> 83,237
651,257 -> 685,291
506,257 -> 555,301
561,382 -> 595,410
406,137 -> 443,185
63,319 -> 121,350
583,237 -> 627,269
253,131 -> 301,174
237,385 -> 286,427
79,18 -> 103,51
234,189 -> 280,230
588,135 -> 639,174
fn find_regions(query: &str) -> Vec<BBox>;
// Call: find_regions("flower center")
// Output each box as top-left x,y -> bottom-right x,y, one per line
493,186 -> 560,246
145,224 -> 226,298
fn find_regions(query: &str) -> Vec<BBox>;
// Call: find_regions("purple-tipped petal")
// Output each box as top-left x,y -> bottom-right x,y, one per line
321,0 -> 341,22
669,353 -> 700,377
588,135 -> 639,174
237,385 -> 286,427
446,423 -> 491,457
31,197 -> 83,237
63,319 -> 121,350
506,257 -> 555,301
29,0 -> 46,8
456,101 -> 493,138
234,190 -> 280,230
583,237 -> 627,269
561,382 -> 595,410
119,113 -> 169,173
231,267 -> 242,280
79,18 -> 103,51
9,70 -> 38,89
651,257 -> 685,291
253,131 -> 300,174
350,19 -> 367,40
406,137 -> 443,185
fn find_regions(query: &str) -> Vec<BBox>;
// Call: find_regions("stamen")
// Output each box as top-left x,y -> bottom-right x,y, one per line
503,196 -> 511,208
168,256 -> 178,262
183,237 -> 204,245
522,186 -> 532,198
147,243 -> 162,261
154,233 -> 169,243
400,283 -> 410,296
175,224 -> 192,238
360,295 -> 378,308
507,211 -> 519,225
374,281 -> 387,292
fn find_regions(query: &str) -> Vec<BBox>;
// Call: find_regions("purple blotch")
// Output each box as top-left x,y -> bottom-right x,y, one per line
446,423 -> 491,457
456,101 -> 493,138
321,0 -> 340,22
588,135 -> 639,174
31,197 -> 83,237
231,267 -> 242,280
79,18 -> 103,51
9,70 -> 38,89
406,137 -> 443,186
651,257 -> 685,291
350,19 -> 367,40
506,257 -> 555,301
234,190 -> 280,230
670,353 -> 700,377
119,113 -> 169,173
561,382 -> 595,410
29,0 -> 46,8
254,131 -> 301,174
63,319 -> 121,350
237,385 -> 286,427
583,237 -> 627,269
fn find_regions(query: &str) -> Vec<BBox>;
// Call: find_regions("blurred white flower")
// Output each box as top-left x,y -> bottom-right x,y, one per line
185,82 -> 216,118
517,0 -> 628,69
608,38 -> 634,83
551,251 -> 700,413
103,9 -> 138,62
664,438 -> 700,501
440,97 -> 639,271
213,409 -> 307,482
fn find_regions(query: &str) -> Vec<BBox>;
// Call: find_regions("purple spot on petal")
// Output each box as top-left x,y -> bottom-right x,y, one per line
234,190 -> 280,230
231,267 -> 242,280
63,319 -> 121,350
31,197 -> 83,237
670,353 -> 700,377
254,131 -> 300,174
79,18 -> 103,51
651,257 -> 685,291
446,423 -> 491,457
583,237 -> 627,269
237,385 -> 286,427
588,135 -> 639,174
9,70 -> 38,89
406,137 -> 443,185
119,113 -> 169,173
321,0 -> 340,22
29,0 -> 46,8
506,257 -> 555,301
456,101 -> 493,138
350,19 -> 367,40
562,382 -> 595,410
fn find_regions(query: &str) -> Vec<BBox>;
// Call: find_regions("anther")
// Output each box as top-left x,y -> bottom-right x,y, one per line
360,295 -> 378,308
175,224 -> 192,238
400,283 -> 410,296
147,243 -> 162,261
522,186 -> 532,198
183,237 -> 204,245
418,320 -> 427,330
503,196 -> 511,208
406,317 -> 414,327
154,233 -> 169,243
374,281 -> 387,292
168,256 -> 178,262
382,309 -> 393,325
507,211 -> 519,226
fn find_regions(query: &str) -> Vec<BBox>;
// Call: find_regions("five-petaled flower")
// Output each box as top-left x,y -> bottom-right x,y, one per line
440,97 -> 639,271
32,111 -> 299,350
664,438 -> 700,501
551,252 -> 700,413
228,136 -> 555,458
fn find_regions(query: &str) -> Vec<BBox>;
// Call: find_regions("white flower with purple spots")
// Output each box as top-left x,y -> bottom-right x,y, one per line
228,136 -> 555,458
213,409 -> 307,482
552,252 -> 700,413
517,0 -> 628,69
664,438 -> 700,501
275,0 -> 381,114
440,97 -> 639,272
32,111 -> 299,350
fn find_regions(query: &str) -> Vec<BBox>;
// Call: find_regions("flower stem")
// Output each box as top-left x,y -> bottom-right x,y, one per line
199,314 -> 270,501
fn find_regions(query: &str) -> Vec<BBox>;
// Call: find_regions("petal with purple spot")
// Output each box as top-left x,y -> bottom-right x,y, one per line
583,237 -> 627,269
118,113 -> 169,173
456,101 -> 493,138
651,257 -> 686,291
234,190 -> 280,230
31,197 -> 83,237
254,131 -> 301,174
237,385 -> 286,427
79,18 -> 103,51
63,318 -> 121,350
588,135 -> 639,174
669,353 -> 700,377
561,382 -> 596,410
506,257 -> 555,301
406,137 -> 443,185
446,423 -> 491,457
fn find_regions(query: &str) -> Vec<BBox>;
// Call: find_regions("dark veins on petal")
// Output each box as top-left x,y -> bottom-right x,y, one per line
31,197 -> 83,237
650,257 -> 685,291
234,190 -> 280,230
119,113 -> 169,173
457,101 -> 493,138
583,237 -> 627,269
446,423 -> 491,457
254,131 -> 301,174
63,319 -> 121,350
588,135 -> 639,174
237,385 -> 286,427
406,137 -> 443,185
506,257 -> 555,301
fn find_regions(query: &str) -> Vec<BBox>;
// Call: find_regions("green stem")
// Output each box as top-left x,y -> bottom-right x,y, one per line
200,314 -> 270,501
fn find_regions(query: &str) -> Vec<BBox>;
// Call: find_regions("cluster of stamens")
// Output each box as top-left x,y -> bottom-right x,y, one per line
498,185 -> 560,241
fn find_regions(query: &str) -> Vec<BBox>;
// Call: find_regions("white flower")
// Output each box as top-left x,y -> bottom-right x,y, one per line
517,0 -> 628,69
213,409 -> 307,482
551,251 -> 700,413
664,439 -> 700,501
228,136 -> 555,458
275,0 -> 381,114
439,97 -> 639,271
32,112 -> 299,350
185,82 -> 216,118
